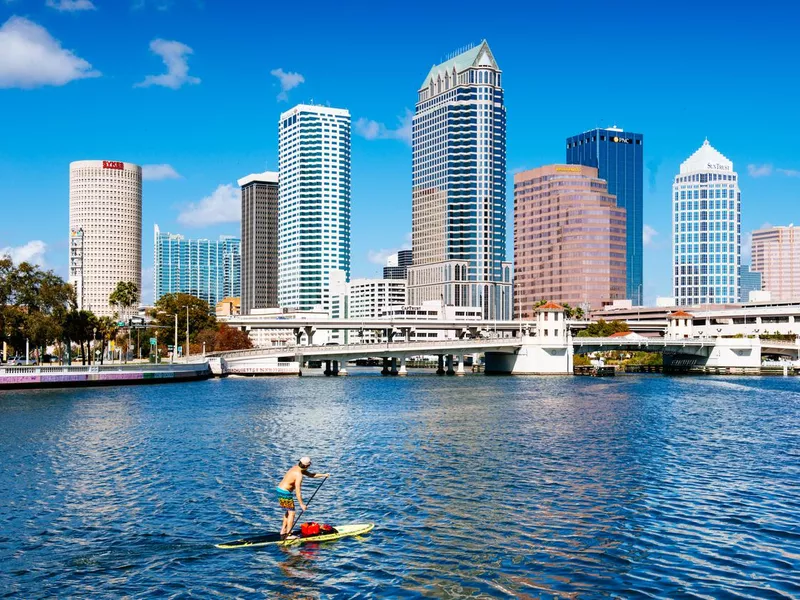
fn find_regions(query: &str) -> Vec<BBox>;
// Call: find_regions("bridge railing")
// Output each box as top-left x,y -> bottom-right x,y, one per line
213,337 -> 523,359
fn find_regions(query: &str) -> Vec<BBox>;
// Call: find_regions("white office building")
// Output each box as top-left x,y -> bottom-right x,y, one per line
324,269 -> 407,343
69,160 -> 142,316
278,104 -> 351,311
672,140 -> 741,306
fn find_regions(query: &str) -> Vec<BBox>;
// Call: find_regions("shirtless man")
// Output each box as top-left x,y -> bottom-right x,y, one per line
276,456 -> 330,538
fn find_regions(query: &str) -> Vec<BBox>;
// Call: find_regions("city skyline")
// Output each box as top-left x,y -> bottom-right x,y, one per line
2,1 -> 800,307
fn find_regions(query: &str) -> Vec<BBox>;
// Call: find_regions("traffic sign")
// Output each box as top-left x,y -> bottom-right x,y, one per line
150,338 -> 157,346
117,321 -> 126,327
167,345 -> 174,351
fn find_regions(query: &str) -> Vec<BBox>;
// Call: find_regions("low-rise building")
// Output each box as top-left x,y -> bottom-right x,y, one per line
216,297 -> 241,319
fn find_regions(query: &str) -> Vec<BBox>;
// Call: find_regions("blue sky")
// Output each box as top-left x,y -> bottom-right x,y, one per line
1,0 -> 798,305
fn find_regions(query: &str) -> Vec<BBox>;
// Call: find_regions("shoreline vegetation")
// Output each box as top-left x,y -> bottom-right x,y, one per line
0,257 -> 251,366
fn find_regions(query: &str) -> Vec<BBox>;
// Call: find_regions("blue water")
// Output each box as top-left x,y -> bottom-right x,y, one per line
1,372 -> 798,598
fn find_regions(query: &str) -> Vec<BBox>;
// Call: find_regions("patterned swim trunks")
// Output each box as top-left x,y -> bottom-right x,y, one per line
276,487 -> 294,510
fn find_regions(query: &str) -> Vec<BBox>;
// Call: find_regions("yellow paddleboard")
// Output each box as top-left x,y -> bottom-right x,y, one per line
216,523 -> 374,549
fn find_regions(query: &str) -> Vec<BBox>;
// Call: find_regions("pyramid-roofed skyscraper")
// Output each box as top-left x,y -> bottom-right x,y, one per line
408,41 -> 512,320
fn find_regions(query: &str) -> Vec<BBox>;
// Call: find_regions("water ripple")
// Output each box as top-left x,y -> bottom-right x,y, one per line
1,374 -> 798,597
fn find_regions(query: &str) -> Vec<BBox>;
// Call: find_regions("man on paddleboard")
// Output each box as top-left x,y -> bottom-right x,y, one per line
277,456 -> 329,538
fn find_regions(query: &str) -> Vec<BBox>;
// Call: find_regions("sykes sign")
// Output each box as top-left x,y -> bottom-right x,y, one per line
103,161 -> 124,170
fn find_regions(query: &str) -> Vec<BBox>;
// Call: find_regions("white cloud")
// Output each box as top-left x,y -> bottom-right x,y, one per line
270,67 -> 304,101
367,234 -> 412,265
46,0 -> 97,11
355,109 -> 412,145
748,164 -> 773,177
742,232 -> 752,263
177,184 -> 240,227
643,224 -> 658,246
135,39 -> 200,90
0,16 -> 100,89
1,240 -> 47,266
142,164 -> 181,181
140,266 -> 154,305
747,164 -> 800,178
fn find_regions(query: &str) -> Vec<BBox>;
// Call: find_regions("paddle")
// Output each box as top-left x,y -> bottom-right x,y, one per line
287,476 -> 328,537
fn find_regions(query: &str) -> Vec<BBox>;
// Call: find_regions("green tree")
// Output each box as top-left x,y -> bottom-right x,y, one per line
0,257 -> 75,360
109,281 -> 139,322
577,319 -> 630,337
95,316 -> 119,364
64,310 -> 98,365
149,293 -> 216,353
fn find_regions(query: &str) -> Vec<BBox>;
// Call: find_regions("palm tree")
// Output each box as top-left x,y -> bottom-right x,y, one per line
109,281 -> 139,323
96,316 -> 118,364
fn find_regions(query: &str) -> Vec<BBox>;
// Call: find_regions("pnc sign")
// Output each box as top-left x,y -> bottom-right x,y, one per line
103,160 -> 124,170
611,136 -> 632,144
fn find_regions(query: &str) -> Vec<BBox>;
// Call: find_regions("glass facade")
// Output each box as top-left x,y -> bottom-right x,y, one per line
671,140 -> 741,306
409,40 -> 511,320
566,128 -> 644,305
153,225 -> 241,307
739,264 -> 762,302
278,105 -> 351,311
383,249 -> 413,279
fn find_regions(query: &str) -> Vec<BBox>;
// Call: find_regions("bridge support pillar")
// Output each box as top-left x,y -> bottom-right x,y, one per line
436,354 -> 445,376
294,329 -> 303,345
381,357 -> 390,376
331,360 -> 340,376
455,354 -> 465,376
390,357 -> 399,376
304,326 -> 316,346
398,356 -> 408,376
324,360 -> 332,376
446,354 -> 455,376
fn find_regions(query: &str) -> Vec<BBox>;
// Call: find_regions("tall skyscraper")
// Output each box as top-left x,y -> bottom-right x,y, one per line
567,127 -> 644,304
153,225 -> 240,306
739,264 -> 762,302
408,40 -> 512,320
69,160 -> 142,316
672,140 -> 741,306
751,225 -> 800,301
238,172 -> 279,315
383,249 -> 413,279
514,165 -> 627,315
278,105 -> 351,311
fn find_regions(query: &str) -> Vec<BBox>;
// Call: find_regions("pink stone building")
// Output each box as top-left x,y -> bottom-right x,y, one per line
751,225 -> 800,301
513,165 -> 627,318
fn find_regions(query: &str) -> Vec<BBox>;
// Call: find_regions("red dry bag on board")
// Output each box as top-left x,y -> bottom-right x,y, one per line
301,522 -> 321,537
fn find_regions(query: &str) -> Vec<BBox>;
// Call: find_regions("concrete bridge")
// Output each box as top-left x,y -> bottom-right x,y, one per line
209,304 -> 800,376
209,334 -> 799,377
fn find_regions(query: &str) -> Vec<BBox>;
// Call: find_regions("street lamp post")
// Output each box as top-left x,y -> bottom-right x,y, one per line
184,305 -> 190,360
172,313 -> 178,364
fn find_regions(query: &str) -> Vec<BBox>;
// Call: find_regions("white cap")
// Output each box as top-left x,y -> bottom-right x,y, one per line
300,456 -> 311,467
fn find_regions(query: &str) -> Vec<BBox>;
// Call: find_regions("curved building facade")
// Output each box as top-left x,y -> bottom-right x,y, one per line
69,160 -> 142,317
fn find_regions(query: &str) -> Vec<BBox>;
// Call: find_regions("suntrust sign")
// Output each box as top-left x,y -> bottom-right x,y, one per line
103,161 -> 124,170
706,162 -> 731,171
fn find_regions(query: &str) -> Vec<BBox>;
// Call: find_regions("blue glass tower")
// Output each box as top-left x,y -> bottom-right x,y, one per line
154,225 -> 241,307
409,40 -> 512,320
567,127 -> 644,305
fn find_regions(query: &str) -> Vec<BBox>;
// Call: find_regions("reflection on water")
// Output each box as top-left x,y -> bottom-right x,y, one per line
0,374 -> 798,597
